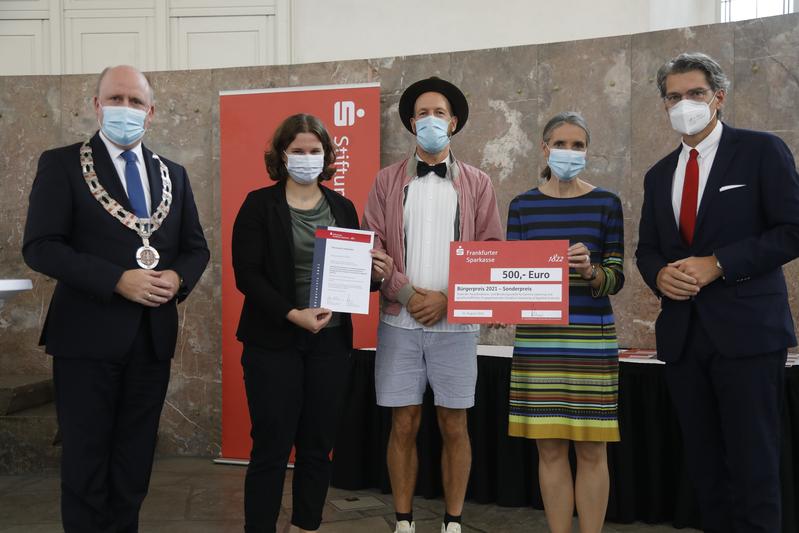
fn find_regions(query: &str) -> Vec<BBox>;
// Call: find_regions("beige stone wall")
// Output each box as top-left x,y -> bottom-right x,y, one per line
1,14 -> 797,456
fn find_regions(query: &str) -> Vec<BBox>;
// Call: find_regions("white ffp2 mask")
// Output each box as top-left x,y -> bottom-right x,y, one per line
668,95 -> 717,136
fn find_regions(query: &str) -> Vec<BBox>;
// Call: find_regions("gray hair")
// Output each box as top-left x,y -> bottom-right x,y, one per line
541,111 -> 591,180
656,52 -> 730,98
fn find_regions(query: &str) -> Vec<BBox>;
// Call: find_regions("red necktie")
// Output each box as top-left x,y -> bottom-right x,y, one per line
679,148 -> 699,245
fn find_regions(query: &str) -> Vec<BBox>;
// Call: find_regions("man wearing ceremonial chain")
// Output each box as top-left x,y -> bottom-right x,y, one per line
23,64 -> 209,533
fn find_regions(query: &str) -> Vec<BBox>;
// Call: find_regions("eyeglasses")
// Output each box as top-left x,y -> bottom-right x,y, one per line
663,88 -> 714,107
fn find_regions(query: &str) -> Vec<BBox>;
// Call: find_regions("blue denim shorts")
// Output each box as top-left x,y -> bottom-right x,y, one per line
374,321 -> 478,409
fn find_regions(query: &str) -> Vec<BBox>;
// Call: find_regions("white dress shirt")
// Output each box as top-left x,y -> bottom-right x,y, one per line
671,121 -> 723,226
99,130 -> 152,215
381,155 -> 478,333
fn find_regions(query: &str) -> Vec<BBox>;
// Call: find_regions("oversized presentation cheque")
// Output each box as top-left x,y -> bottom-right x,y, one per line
447,240 -> 569,324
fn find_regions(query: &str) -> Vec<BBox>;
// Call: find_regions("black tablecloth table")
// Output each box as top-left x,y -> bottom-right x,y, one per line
331,350 -> 799,531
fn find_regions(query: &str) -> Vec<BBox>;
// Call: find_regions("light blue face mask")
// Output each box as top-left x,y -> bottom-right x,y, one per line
547,148 -> 586,181
414,116 -> 451,154
100,105 -> 148,146
285,153 -> 324,185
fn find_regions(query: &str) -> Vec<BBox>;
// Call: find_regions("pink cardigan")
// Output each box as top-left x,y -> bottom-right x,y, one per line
362,156 -> 504,316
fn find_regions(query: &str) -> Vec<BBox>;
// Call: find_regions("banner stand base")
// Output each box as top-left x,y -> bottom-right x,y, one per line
213,457 -> 248,466
213,457 -> 294,469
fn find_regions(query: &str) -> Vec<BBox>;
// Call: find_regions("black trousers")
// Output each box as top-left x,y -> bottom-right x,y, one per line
664,312 -> 786,533
52,312 -> 171,533
242,326 -> 350,533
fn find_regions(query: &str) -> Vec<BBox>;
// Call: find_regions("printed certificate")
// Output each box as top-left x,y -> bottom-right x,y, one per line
309,226 -> 375,314
447,240 -> 569,324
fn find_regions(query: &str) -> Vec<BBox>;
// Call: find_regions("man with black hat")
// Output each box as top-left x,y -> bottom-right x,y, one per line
362,77 -> 503,533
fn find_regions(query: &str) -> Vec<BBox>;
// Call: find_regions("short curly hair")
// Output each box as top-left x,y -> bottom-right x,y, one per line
264,114 -> 337,182
656,52 -> 730,118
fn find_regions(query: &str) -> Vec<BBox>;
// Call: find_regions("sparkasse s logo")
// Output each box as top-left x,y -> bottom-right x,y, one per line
455,246 -> 465,256
334,101 -> 366,126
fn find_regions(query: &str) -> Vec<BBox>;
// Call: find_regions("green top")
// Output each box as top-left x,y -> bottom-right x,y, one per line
289,195 -> 341,328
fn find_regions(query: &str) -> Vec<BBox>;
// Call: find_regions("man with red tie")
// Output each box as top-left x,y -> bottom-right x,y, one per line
636,52 -> 799,532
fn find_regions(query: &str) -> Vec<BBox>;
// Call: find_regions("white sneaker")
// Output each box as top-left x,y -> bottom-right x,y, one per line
395,520 -> 415,533
441,522 -> 461,533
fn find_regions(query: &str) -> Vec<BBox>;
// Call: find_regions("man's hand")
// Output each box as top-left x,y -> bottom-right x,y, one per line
407,287 -> 447,326
287,308 -> 333,334
370,249 -> 394,282
656,265 -> 699,301
568,242 -> 593,279
157,269 -> 181,299
669,256 -> 723,289
115,269 -> 178,307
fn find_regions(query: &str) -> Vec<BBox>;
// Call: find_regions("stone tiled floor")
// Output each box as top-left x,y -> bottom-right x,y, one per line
0,457 -> 700,532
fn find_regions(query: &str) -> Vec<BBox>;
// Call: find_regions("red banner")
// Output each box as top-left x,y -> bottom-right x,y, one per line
447,240 -> 570,324
220,83 -> 381,461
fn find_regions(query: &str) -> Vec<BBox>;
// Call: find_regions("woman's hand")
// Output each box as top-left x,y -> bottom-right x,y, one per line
568,242 -> 593,279
370,249 -> 394,283
287,307 -> 332,334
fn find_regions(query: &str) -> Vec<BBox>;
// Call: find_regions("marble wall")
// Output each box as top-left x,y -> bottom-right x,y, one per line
1,13 -> 797,456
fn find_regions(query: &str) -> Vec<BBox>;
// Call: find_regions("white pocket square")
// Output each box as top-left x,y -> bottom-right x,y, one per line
719,184 -> 746,192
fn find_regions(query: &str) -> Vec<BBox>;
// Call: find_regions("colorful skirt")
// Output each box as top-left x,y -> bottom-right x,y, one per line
508,324 -> 620,442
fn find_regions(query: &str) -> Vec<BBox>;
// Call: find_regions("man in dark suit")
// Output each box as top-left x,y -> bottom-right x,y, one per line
22,65 -> 209,532
636,52 -> 799,532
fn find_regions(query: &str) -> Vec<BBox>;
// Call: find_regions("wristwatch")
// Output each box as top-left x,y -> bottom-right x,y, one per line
588,264 -> 598,281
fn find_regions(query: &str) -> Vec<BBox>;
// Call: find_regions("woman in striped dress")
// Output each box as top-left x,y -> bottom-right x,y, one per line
507,112 -> 624,533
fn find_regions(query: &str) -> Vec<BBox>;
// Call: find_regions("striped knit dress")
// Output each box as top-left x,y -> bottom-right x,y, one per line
507,187 -> 624,442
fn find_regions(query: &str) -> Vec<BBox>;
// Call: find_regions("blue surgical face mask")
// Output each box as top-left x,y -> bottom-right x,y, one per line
285,153 -> 325,185
414,116 -> 451,154
100,105 -> 148,146
547,148 -> 586,181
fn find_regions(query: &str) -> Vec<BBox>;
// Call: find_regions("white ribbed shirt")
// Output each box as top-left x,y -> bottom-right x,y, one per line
381,156 -> 478,332
671,121 -> 723,226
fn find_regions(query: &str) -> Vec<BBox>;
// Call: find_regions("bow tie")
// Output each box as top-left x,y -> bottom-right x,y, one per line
417,161 -> 448,178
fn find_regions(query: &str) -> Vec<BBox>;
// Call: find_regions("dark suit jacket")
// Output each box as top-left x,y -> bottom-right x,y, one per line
232,180 -> 360,351
22,132 -> 210,360
636,123 -> 799,361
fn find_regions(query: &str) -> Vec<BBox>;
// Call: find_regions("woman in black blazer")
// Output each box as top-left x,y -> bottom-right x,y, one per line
231,114 -> 391,533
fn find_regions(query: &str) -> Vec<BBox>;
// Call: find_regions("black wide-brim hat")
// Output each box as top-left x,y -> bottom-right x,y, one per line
398,77 -> 469,135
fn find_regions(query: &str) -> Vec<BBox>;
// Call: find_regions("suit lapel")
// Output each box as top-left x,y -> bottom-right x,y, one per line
272,181 -> 294,257
141,144 -> 162,209
657,147 -> 683,245
694,124 -> 738,239
90,133 -> 134,212
321,185 -> 349,228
